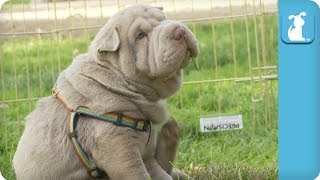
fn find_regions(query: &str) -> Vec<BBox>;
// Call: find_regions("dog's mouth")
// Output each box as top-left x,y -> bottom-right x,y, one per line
180,50 -> 191,68
161,50 -> 193,82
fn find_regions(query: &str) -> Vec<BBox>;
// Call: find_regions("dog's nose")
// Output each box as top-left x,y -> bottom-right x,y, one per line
173,27 -> 185,41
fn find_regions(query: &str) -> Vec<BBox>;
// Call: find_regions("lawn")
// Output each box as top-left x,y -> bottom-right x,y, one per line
0,14 -> 278,179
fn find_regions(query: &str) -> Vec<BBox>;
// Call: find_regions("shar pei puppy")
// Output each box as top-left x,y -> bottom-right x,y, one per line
13,4 -> 199,180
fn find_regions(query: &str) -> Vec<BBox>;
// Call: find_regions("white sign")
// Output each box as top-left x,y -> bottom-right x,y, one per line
200,114 -> 243,132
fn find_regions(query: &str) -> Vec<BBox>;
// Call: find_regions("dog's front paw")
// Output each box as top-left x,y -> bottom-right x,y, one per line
152,173 -> 173,180
160,119 -> 180,149
171,169 -> 190,180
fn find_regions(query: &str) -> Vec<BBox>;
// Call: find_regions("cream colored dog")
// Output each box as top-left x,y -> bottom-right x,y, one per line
13,4 -> 199,180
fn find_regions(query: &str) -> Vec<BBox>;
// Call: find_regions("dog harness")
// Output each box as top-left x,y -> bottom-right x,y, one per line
51,87 -> 151,178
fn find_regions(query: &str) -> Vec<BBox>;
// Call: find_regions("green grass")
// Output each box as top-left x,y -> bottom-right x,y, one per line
0,14 -> 278,179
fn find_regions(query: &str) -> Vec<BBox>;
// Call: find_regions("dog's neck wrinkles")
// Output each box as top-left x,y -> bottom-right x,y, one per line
91,52 -> 163,102
124,77 -> 161,102
93,57 -> 161,102
59,55 -> 168,124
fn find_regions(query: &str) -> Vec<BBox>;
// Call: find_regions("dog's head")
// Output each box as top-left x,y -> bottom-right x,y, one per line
90,5 -> 199,99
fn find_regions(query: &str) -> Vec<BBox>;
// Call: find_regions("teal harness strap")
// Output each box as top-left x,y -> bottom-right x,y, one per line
69,107 -> 151,178
76,107 -> 150,131
53,87 -> 151,178
69,111 -> 108,178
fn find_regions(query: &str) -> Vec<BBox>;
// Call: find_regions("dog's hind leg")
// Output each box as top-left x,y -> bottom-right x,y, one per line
154,119 -> 188,180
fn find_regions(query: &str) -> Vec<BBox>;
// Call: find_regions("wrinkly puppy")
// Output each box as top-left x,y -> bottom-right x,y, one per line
13,4 -> 199,180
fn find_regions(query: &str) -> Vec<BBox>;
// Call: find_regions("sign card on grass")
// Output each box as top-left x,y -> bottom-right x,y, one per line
200,114 -> 243,132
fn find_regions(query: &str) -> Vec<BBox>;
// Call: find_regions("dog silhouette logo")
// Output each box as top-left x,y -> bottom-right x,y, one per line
281,10 -> 314,44
288,12 -> 307,41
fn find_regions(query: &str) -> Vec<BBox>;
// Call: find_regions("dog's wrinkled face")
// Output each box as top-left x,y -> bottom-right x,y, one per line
138,19 -> 199,78
91,5 -> 199,99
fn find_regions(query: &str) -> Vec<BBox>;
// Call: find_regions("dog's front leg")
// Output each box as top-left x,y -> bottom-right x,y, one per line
143,129 -> 172,180
154,119 -> 188,180
90,126 -> 151,180
144,157 -> 173,180
154,120 -> 180,173
92,146 -> 149,180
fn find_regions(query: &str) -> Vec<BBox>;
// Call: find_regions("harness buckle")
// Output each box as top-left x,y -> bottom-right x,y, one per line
88,167 -> 108,178
143,120 -> 150,131
116,112 -> 123,125
69,131 -> 78,138
87,167 -> 98,176
134,120 -> 138,128
51,88 -> 59,97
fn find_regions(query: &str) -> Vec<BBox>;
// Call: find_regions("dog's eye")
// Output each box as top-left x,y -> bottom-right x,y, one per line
136,31 -> 147,40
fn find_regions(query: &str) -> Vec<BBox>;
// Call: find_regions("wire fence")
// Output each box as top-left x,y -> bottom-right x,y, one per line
0,0 -> 278,179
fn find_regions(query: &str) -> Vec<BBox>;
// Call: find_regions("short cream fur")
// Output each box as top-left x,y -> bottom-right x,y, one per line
13,4 -> 199,180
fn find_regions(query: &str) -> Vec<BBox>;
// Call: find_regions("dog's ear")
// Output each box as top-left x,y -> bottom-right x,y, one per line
299,12 -> 307,17
288,15 -> 295,20
97,28 -> 120,53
